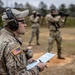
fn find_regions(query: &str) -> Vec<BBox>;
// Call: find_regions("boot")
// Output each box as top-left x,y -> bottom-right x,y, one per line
37,42 -> 40,45
57,49 -> 65,59
57,56 -> 65,59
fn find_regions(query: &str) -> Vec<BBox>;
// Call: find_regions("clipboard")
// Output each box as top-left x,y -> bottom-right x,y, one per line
26,52 -> 55,70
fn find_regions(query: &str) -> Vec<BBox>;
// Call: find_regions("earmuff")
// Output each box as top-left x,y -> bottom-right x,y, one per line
6,8 -> 19,31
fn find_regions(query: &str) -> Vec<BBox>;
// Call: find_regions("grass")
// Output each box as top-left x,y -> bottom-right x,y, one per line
1,16 -> 75,28
65,17 -> 75,27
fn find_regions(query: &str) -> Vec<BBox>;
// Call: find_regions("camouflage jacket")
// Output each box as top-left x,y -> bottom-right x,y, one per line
46,13 -> 64,31
0,29 -> 39,75
30,15 -> 40,28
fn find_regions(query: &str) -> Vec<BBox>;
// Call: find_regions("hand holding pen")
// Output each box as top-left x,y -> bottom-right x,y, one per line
39,60 -> 47,68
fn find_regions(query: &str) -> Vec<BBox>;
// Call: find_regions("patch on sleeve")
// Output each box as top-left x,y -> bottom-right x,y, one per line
11,47 -> 22,55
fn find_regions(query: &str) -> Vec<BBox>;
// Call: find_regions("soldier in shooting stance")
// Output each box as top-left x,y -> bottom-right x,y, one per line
29,11 -> 40,46
46,9 -> 67,59
0,8 -> 46,75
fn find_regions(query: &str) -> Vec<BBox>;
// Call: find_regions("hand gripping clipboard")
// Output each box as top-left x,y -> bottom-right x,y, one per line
26,52 -> 55,70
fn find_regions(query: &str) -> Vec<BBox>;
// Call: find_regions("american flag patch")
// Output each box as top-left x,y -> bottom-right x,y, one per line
11,47 -> 22,55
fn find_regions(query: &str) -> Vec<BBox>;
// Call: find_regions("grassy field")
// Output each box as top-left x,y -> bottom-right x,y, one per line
22,27 -> 75,75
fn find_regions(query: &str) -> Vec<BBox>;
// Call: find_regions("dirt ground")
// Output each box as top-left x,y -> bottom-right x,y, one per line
22,28 -> 75,75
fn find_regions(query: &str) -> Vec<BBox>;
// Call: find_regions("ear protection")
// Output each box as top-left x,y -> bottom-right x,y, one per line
6,8 -> 19,31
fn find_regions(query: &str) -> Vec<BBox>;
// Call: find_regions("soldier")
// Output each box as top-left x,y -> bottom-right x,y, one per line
46,9 -> 65,59
0,8 -> 46,75
29,11 -> 40,46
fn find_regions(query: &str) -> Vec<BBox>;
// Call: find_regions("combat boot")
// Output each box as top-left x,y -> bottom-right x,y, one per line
57,56 -> 65,59
36,42 -> 40,45
57,49 -> 65,59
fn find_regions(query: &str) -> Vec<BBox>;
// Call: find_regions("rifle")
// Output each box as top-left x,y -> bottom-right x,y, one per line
37,14 -> 45,26
58,11 -> 69,17
58,11 -> 69,26
50,11 -> 69,29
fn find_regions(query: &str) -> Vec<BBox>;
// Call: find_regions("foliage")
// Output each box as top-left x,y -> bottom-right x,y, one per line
0,0 -> 75,28
38,1 -> 48,16
68,4 -> 75,17
0,0 -> 3,7
49,4 -> 57,10
64,17 -> 75,27
0,16 -> 75,28
59,4 -> 67,13
25,16 -> 75,28
0,0 -> 75,16
0,16 -> 3,29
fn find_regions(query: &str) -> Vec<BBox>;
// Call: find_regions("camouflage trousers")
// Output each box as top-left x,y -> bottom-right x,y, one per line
29,27 -> 40,44
47,30 -> 62,54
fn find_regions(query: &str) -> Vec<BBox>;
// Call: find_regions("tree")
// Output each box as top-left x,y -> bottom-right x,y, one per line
25,2 -> 36,15
59,4 -> 67,13
38,1 -> 48,16
19,3 -> 24,9
14,2 -> 19,8
68,4 -> 75,17
14,2 -> 24,9
49,4 -> 56,10
38,1 -> 48,26
0,0 -> 3,7
0,0 -> 4,15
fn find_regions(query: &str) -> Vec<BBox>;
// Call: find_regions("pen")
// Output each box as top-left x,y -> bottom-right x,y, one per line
39,60 -> 47,68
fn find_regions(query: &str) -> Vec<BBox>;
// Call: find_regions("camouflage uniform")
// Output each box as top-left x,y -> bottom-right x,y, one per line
46,13 -> 64,58
0,29 -> 39,75
29,15 -> 40,45
0,28 -> 5,35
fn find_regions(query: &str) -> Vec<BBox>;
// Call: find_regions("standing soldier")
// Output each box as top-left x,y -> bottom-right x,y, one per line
29,11 -> 40,46
46,9 -> 65,59
0,8 -> 46,75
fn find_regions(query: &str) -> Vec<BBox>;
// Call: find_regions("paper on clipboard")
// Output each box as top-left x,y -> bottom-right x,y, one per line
26,52 -> 55,70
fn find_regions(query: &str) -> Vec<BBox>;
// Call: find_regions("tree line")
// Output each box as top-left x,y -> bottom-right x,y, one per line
0,0 -> 75,28
0,0 -> 75,17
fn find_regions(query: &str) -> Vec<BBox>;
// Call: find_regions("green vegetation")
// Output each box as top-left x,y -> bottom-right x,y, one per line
25,16 -> 75,28
0,16 -> 3,29
65,17 -> 75,27
0,16 -> 75,28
